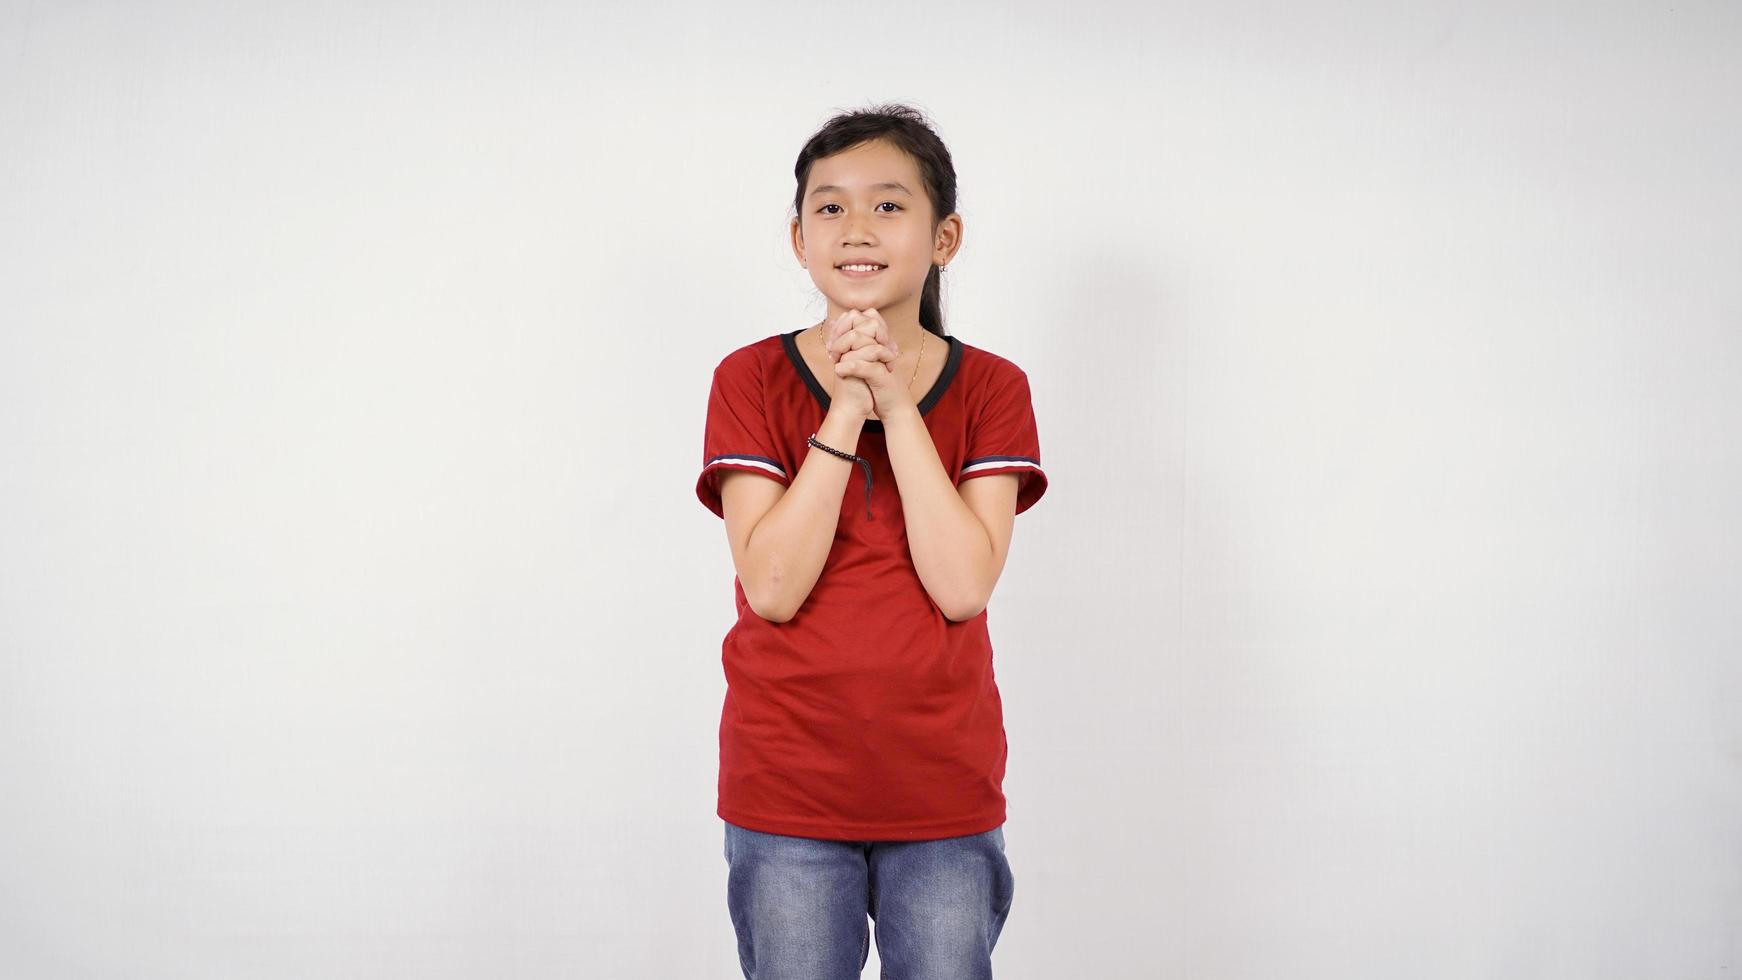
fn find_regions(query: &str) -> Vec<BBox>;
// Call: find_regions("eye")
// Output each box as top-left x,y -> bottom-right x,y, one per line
816,202 -> 902,214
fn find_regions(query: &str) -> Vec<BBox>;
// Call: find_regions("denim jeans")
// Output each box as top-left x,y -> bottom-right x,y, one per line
723,820 -> 1016,980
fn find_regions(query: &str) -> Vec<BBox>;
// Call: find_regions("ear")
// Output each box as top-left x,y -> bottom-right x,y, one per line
932,212 -> 963,266
790,217 -> 807,268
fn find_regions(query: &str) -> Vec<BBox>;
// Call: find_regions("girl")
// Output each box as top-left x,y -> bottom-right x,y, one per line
695,104 -> 1048,980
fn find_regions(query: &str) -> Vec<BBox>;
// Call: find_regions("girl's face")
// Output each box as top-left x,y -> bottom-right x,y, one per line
791,139 -> 960,320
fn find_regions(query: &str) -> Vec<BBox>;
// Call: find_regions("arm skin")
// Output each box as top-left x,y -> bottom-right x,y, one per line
721,400 -> 1022,624
718,399 -> 870,623
879,404 -> 1022,622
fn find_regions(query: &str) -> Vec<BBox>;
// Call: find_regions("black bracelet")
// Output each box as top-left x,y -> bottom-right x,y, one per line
807,432 -> 874,520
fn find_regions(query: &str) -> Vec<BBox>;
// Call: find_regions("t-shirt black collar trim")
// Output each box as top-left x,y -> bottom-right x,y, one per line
781,327 -> 963,434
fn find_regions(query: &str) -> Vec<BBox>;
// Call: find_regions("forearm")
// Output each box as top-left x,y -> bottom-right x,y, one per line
879,406 -> 993,621
746,403 -> 866,622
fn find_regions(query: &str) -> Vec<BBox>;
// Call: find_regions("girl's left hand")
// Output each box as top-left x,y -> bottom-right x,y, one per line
825,308 -> 917,421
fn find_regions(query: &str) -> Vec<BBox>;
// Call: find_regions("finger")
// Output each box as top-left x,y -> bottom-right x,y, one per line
844,333 -> 880,353
828,309 -> 864,355
840,321 -> 882,353
851,315 -> 895,356
839,339 -> 897,360
863,308 -> 893,351
835,357 -> 892,382
852,309 -> 890,353
843,322 -> 880,355
838,344 -> 898,369
834,358 -> 873,380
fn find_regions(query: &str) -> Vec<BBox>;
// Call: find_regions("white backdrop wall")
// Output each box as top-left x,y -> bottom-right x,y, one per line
1,1 -> 1737,977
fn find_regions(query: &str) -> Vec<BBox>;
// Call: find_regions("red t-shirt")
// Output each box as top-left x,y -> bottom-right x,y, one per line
695,327 -> 1048,841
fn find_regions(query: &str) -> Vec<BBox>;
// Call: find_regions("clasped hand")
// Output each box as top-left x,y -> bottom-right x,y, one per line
823,308 -> 914,421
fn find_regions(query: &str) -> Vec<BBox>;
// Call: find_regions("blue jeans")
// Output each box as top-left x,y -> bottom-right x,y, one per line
723,820 -> 1016,980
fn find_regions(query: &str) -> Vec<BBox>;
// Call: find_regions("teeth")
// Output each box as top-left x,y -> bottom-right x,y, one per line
841,264 -> 883,272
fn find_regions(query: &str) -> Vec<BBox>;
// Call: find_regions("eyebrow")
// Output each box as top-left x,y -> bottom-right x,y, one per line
808,181 -> 913,199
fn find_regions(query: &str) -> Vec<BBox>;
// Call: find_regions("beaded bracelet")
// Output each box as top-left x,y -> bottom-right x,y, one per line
807,432 -> 874,520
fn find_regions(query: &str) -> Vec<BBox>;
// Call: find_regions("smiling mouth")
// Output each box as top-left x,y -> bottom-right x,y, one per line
837,264 -> 887,276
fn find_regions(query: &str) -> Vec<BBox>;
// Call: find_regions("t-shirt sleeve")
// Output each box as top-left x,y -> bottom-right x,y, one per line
695,351 -> 791,519
958,366 -> 1048,514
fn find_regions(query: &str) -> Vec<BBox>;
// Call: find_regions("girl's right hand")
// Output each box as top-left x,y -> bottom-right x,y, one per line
830,376 -> 876,421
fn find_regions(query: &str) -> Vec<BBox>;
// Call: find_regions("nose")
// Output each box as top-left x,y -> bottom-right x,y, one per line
841,217 -> 873,246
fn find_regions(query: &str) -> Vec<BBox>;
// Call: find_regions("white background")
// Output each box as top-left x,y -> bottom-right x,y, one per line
2,1 -> 1738,977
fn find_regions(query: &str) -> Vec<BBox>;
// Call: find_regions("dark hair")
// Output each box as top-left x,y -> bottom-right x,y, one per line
791,103 -> 958,337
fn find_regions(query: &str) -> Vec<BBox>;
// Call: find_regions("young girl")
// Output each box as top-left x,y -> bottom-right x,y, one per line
695,104 -> 1048,980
